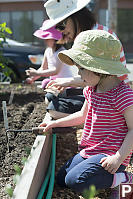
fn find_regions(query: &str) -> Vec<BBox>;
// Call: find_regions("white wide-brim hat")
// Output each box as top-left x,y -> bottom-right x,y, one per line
42,0 -> 91,30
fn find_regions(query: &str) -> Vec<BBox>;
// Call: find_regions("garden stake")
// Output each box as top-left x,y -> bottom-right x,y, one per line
2,101 -> 10,152
2,100 -> 48,152
8,90 -> 14,105
6,127 -> 47,135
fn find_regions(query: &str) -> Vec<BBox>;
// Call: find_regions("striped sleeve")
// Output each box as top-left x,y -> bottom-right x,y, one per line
83,86 -> 90,101
83,87 -> 87,98
114,89 -> 133,113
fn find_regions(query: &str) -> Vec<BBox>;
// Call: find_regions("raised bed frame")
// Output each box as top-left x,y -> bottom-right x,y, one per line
12,113 -> 55,199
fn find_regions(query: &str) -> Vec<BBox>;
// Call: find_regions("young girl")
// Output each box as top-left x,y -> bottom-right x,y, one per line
39,30 -> 133,198
26,20 -> 73,89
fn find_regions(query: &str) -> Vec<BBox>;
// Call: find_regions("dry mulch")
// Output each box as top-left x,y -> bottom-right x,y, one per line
0,83 -> 133,199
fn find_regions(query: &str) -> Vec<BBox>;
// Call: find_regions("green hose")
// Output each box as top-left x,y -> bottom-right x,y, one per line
37,156 -> 52,199
46,133 -> 56,199
37,133 -> 56,199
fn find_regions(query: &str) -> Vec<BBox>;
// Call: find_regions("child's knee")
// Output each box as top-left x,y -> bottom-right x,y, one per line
65,169 -> 98,192
65,172 -> 82,192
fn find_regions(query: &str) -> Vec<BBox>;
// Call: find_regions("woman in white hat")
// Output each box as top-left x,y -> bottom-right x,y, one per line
43,0 -> 128,119
39,30 -> 133,199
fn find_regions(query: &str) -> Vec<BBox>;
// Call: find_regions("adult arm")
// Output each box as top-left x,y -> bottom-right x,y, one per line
46,76 -> 86,89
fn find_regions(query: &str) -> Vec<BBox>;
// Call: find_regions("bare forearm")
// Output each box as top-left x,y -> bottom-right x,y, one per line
37,69 -> 57,77
51,111 -> 85,128
70,76 -> 86,87
116,130 -> 133,162
41,100 -> 88,133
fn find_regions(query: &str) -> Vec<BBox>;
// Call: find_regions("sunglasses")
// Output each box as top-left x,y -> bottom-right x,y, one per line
55,19 -> 67,31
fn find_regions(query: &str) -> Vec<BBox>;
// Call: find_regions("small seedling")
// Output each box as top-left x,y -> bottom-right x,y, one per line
16,84 -> 22,90
5,146 -> 32,197
24,146 -> 31,156
83,185 -> 97,199
13,174 -> 21,185
21,157 -> 28,165
14,164 -> 22,176
5,184 -> 13,197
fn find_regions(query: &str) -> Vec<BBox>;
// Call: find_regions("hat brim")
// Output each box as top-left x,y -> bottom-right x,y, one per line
43,0 -> 91,30
33,30 -> 61,40
33,30 -> 48,39
58,50 -> 130,75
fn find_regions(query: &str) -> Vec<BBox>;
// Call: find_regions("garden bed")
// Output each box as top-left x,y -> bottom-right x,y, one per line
0,83 -> 132,199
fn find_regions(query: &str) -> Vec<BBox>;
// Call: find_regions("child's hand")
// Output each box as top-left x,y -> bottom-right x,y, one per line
100,155 -> 122,174
26,68 -> 38,76
25,77 -> 34,84
39,121 -> 56,134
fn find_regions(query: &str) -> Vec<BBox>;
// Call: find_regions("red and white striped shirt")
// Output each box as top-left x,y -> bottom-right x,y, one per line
93,24 -> 128,83
79,81 -> 133,166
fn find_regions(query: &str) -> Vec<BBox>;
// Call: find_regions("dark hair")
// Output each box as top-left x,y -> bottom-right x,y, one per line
70,7 -> 96,33
55,43 -> 63,52
62,7 -> 97,48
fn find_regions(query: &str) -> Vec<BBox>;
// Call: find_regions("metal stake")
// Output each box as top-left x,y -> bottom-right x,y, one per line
2,101 -> 10,152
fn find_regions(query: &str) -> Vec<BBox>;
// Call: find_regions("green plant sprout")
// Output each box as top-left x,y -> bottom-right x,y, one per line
16,84 -> 22,90
5,184 -> 13,197
13,174 -> 21,185
5,146 -> 32,198
21,156 -> 28,165
0,22 -> 15,81
14,164 -> 22,176
24,146 -> 31,156
83,185 -> 97,199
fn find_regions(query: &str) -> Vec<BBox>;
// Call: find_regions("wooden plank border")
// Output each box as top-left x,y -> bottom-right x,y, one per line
12,113 -> 52,199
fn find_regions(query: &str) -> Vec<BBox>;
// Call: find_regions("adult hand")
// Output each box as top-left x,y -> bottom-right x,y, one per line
46,79 -> 65,92
100,155 -> 122,174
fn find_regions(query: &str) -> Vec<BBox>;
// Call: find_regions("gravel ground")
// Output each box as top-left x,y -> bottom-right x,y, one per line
0,83 -> 133,199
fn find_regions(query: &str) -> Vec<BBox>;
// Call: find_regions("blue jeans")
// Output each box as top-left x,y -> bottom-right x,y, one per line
56,153 -> 126,192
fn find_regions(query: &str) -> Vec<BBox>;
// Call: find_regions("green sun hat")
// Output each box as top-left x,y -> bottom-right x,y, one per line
58,30 -> 130,75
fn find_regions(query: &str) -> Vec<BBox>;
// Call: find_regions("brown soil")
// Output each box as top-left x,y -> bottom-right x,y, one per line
0,83 -> 132,199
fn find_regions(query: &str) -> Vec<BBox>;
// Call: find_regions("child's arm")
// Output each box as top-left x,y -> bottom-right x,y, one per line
25,52 -> 48,83
35,66 -> 60,77
26,54 -> 62,77
39,99 -> 88,132
100,105 -> 133,174
40,52 -> 48,70
35,51 -> 63,77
